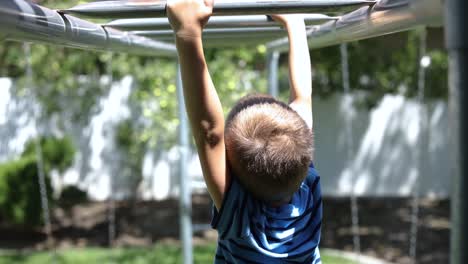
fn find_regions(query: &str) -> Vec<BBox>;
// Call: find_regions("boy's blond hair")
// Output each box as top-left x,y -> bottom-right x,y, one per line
225,94 -> 313,202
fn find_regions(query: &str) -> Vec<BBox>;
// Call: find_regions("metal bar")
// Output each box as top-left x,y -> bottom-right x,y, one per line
0,0 -> 176,57
176,65 -> 193,264
147,33 -> 286,42
135,27 -> 286,38
148,36 -> 284,48
267,0 -> 443,52
105,14 -> 339,31
149,35 -> 281,42
446,0 -> 468,263
63,0 -> 376,19
267,51 -> 280,98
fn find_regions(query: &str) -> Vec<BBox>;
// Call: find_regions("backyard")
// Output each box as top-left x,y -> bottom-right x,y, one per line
0,1 -> 452,263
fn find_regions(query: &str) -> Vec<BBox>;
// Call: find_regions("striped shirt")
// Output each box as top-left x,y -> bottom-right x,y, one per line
211,164 -> 323,264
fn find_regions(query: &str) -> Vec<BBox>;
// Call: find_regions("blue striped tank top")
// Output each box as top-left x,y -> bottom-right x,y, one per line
211,164 -> 322,263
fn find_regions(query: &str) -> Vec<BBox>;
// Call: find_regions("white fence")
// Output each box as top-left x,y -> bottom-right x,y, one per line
0,77 -> 451,199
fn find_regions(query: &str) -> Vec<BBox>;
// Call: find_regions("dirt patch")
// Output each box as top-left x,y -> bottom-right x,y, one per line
0,195 -> 449,264
321,197 -> 449,264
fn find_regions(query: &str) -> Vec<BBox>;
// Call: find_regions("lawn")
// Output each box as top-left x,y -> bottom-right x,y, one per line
0,243 -> 356,263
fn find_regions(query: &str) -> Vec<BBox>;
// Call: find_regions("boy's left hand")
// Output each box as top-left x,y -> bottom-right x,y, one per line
167,0 -> 213,39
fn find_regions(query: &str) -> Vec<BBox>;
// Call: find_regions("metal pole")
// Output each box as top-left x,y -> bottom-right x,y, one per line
446,0 -> 468,263
409,27 -> 427,264
0,0 -> 176,57
149,32 -> 285,41
105,14 -> 339,31
134,27 -> 286,38
106,53 -> 116,251
267,51 -> 280,98
146,36 -> 281,48
24,43 -> 56,263
63,0 -> 376,19
340,43 -> 361,260
267,0 -> 443,52
176,65 -> 193,264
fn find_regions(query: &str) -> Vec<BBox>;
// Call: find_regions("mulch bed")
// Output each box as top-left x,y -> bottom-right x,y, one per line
0,195 -> 449,264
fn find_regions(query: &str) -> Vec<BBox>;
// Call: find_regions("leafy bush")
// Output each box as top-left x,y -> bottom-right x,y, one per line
0,156 -> 53,226
22,136 -> 75,173
59,185 -> 89,209
0,136 -> 75,227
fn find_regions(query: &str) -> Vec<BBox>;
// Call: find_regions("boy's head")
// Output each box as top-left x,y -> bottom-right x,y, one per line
225,94 -> 313,203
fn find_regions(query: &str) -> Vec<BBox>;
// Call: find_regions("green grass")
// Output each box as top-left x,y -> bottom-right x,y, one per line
0,243 -> 356,264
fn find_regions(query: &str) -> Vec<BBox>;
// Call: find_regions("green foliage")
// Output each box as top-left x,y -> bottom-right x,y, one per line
59,185 -> 89,209
303,30 -> 448,108
22,136 -> 75,173
0,136 -> 76,227
0,156 -> 53,227
114,119 -> 146,198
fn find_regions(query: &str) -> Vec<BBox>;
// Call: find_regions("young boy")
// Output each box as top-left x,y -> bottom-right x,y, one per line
168,1 -> 322,263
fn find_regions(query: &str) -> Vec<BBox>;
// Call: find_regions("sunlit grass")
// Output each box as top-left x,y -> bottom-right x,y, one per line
0,243 -> 357,264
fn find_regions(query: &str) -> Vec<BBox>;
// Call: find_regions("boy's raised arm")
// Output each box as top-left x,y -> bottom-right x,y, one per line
271,15 -> 313,130
168,0 -> 229,210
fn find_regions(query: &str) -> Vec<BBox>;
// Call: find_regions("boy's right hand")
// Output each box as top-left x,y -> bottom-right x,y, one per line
167,0 -> 213,39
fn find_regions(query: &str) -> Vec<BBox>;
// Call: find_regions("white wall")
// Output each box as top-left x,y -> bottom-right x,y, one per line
0,77 -> 451,199
314,94 -> 450,197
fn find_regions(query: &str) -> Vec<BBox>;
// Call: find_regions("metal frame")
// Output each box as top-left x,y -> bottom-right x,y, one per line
105,14 -> 339,31
0,0 -> 176,57
146,37 -> 283,48
134,27 -> 287,38
445,0 -> 467,264
267,51 -> 281,98
63,0 -> 375,19
176,66 -> 193,264
267,0 -> 443,51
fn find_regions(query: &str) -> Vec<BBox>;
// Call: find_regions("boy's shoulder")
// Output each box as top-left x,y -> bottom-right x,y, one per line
212,163 -> 321,230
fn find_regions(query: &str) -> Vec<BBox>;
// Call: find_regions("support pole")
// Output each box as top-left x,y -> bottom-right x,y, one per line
106,53 -> 116,250
25,43 -> 55,261
176,65 -> 193,264
340,43 -> 361,260
64,0 -> 375,19
409,27 -> 427,264
267,51 -> 280,98
446,0 -> 468,263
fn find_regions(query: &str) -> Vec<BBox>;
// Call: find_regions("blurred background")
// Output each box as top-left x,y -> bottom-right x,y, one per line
0,0 -> 449,263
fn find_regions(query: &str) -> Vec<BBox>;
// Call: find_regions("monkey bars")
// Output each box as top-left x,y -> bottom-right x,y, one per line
64,0 -> 375,19
267,0 -> 443,51
0,0 -> 176,57
135,27 -> 287,38
105,14 -> 339,31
